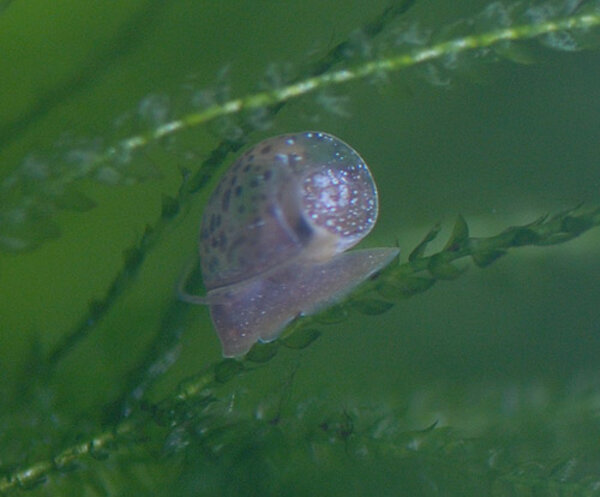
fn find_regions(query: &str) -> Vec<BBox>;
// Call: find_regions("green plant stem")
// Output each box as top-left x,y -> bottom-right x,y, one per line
97,10 -> 600,175
3,206 -> 597,494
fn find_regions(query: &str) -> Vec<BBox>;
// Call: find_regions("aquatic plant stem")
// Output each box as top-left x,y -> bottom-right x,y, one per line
4,206 -> 598,495
99,10 -> 600,172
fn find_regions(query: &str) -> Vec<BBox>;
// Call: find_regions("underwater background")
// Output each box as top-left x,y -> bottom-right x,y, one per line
1,0 -> 600,495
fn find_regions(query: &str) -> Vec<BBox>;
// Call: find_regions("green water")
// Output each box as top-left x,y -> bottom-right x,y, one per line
1,1 -> 599,495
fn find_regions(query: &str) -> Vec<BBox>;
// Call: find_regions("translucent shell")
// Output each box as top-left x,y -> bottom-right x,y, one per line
181,131 -> 398,357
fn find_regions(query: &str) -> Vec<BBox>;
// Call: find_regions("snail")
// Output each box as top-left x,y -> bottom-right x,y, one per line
179,131 -> 399,357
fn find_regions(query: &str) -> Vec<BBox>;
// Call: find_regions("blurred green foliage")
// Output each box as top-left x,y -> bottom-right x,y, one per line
1,0 -> 600,495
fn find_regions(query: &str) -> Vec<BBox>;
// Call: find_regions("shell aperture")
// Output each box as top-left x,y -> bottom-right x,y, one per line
181,131 -> 398,357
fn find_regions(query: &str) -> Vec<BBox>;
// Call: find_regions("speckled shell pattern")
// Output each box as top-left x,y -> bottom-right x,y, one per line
199,131 -> 379,292
186,131 -> 400,357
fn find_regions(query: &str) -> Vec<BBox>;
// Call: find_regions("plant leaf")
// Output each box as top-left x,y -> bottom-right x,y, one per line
409,223 -> 441,262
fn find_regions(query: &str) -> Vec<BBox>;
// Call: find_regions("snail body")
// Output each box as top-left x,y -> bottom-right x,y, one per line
180,131 -> 398,357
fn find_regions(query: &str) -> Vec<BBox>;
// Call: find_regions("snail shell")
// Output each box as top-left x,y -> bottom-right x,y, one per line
180,131 -> 398,357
